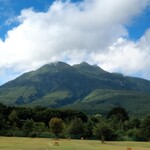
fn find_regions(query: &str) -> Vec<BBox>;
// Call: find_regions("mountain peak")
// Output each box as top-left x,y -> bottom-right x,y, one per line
79,62 -> 91,66
52,61 -> 67,65
0,61 -> 150,116
48,61 -> 70,67
36,61 -> 72,74
73,61 -> 107,76
73,62 -> 92,68
77,62 -> 103,69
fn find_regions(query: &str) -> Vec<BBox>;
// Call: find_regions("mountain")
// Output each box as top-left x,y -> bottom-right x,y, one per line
0,61 -> 150,116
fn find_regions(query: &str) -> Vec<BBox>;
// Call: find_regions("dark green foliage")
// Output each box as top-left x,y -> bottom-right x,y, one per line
0,113 -> 6,130
127,128 -> 141,141
107,107 -> 129,122
84,119 -> 94,138
23,119 -> 34,133
140,116 -> 150,141
123,118 -> 141,131
68,118 -> 85,139
8,110 -> 19,127
33,122 -> 46,132
0,103 -> 149,141
93,122 -> 113,143
49,117 -> 64,137
91,114 -> 102,123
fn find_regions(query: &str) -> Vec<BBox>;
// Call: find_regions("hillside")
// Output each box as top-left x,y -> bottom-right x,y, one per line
0,61 -> 150,115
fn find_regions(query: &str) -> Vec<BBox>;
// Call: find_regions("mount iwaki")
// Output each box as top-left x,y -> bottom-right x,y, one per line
0,62 -> 150,116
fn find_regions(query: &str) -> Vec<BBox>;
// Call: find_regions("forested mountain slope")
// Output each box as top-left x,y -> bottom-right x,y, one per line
0,61 -> 150,115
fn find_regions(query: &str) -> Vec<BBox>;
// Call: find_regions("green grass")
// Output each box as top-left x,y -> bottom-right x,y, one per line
30,90 -> 71,107
0,86 -> 37,105
0,137 -> 149,150
69,89 -> 150,115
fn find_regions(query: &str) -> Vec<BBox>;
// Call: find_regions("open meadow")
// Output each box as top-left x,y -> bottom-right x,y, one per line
0,137 -> 149,150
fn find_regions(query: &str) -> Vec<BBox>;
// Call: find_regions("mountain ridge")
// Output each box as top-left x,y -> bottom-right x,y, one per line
0,61 -> 150,115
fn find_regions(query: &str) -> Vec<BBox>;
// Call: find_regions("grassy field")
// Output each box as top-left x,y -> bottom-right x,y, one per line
0,137 -> 149,150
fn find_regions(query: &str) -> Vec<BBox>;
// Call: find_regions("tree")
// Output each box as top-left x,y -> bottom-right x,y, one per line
93,122 -> 112,143
84,118 -> 94,138
129,118 -> 141,129
23,119 -> 34,134
68,118 -> 85,139
107,107 -> 129,122
123,118 -> 141,131
49,117 -> 64,137
34,122 -> 46,132
91,114 -> 102,124
8,110 -> 19,127
140,116 -> 150,141
127,128 -> 141,141
0,113 -> 5,130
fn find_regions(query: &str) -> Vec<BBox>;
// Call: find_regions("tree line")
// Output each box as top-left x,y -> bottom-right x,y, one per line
0,103 -> 150,141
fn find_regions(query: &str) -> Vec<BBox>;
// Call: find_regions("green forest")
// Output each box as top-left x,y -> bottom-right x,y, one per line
0,103 -> 150,142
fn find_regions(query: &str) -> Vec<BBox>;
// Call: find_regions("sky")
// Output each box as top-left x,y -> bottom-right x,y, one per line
0,0 -> 150,85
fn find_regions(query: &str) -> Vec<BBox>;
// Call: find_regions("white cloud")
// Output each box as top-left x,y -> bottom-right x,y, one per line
91,32 -> 150,79
0,0 -> 150,84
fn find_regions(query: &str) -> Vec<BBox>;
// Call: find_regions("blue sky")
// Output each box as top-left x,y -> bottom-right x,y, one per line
126,7 -> 150,40
0,0 -> 54,39
0,0 -> 149,40
0,0 -> 150,85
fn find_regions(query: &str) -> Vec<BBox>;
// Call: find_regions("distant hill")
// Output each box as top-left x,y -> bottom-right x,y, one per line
0,61 -> 150,116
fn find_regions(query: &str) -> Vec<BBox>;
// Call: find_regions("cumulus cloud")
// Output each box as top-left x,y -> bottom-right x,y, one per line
91,35 -> 150,79
0,0 -> 150,84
